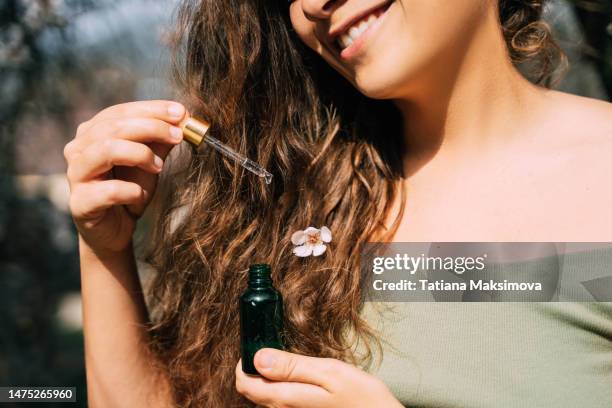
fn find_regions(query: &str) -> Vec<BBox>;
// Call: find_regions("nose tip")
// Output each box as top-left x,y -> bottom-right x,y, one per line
301,0 -> 338,20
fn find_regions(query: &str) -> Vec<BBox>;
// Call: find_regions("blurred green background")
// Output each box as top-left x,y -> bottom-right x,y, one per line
0,0 -> 610,406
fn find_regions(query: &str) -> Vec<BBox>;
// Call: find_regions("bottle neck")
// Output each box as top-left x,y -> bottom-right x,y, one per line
248,278 -> 272,289
248,264 -> 273,289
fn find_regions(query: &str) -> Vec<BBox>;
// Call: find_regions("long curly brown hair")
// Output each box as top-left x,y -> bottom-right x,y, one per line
143,1 -> 565,406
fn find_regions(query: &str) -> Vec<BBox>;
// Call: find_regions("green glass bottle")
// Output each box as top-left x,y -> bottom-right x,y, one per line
240,264 -> 284,375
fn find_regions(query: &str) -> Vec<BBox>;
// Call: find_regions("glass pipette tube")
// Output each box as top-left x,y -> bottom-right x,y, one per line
180,116 -> 273,184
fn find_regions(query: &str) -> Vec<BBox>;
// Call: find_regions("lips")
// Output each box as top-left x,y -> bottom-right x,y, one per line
337,8 -> 387,50
328,1 -> 393,52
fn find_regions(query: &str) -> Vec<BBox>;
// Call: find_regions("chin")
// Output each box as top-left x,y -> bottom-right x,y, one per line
353,49 -> 434,101
353,64 -> 410,100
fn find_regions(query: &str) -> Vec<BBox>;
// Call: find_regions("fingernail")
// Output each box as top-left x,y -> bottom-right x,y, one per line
170,126 -> 183,141
168,103 -> 185,119
257,350 -> 276,370
154,155 -> 163,169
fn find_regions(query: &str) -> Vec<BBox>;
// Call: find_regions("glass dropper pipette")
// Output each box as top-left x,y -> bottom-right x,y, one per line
180,115 -> 273,185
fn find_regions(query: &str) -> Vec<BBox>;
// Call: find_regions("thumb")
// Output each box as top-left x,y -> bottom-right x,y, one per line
254,348 -> 338,387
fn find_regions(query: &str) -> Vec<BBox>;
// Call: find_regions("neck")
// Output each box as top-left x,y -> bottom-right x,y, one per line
393,7 -> 544,177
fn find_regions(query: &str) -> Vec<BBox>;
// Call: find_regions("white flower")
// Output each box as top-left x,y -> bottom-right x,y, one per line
291,226 -> 332,257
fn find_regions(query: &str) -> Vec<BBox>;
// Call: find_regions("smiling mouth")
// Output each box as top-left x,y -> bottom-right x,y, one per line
334,2 -> 393,52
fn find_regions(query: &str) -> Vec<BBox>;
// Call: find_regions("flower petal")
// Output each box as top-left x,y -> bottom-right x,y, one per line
320,226 -> 332,243
291,230 -> 306,245
312,244 -> 327,256
293,244 -> 313,257
303,227 -> 320,236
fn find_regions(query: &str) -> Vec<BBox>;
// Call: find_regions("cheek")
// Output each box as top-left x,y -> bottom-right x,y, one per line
286,0 -> 489,99
289,6 -> 319,50
408,0 -> 490,49
353,0 -> 488,97
289,5 -> 354,81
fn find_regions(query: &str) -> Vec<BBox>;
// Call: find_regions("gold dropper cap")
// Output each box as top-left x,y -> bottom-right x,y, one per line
180,115 -> 211,146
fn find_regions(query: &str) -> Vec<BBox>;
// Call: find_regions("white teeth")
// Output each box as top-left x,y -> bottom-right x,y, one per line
336,11 -> 381,51
356,20 -> 368,35
339,35 -> 353,48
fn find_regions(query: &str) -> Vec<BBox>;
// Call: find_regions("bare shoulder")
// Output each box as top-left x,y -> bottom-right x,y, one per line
537,90 -> 612,236
544,90 -> 612,141
536,90 -> 612,161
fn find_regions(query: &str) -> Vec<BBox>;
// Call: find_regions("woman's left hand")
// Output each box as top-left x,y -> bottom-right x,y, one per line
235,348 -> 403,408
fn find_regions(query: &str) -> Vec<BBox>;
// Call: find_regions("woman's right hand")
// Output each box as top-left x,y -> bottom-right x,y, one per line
63,100 -> 186,255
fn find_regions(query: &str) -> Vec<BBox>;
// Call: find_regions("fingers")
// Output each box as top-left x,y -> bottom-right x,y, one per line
62,100 -> 187,250
253,348 -> 344,389
77,100 -> 186,136
235,359 -> 329,408
94,100 -> 185,123
67,139 -> 163,183
89,117 -> 183,145
66,117 -> 183,160
69,179 -> 145,220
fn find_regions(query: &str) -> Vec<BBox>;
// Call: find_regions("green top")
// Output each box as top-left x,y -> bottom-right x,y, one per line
361,248 -> 612,407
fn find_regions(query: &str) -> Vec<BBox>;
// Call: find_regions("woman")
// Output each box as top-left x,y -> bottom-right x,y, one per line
63,0 -> 612,406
